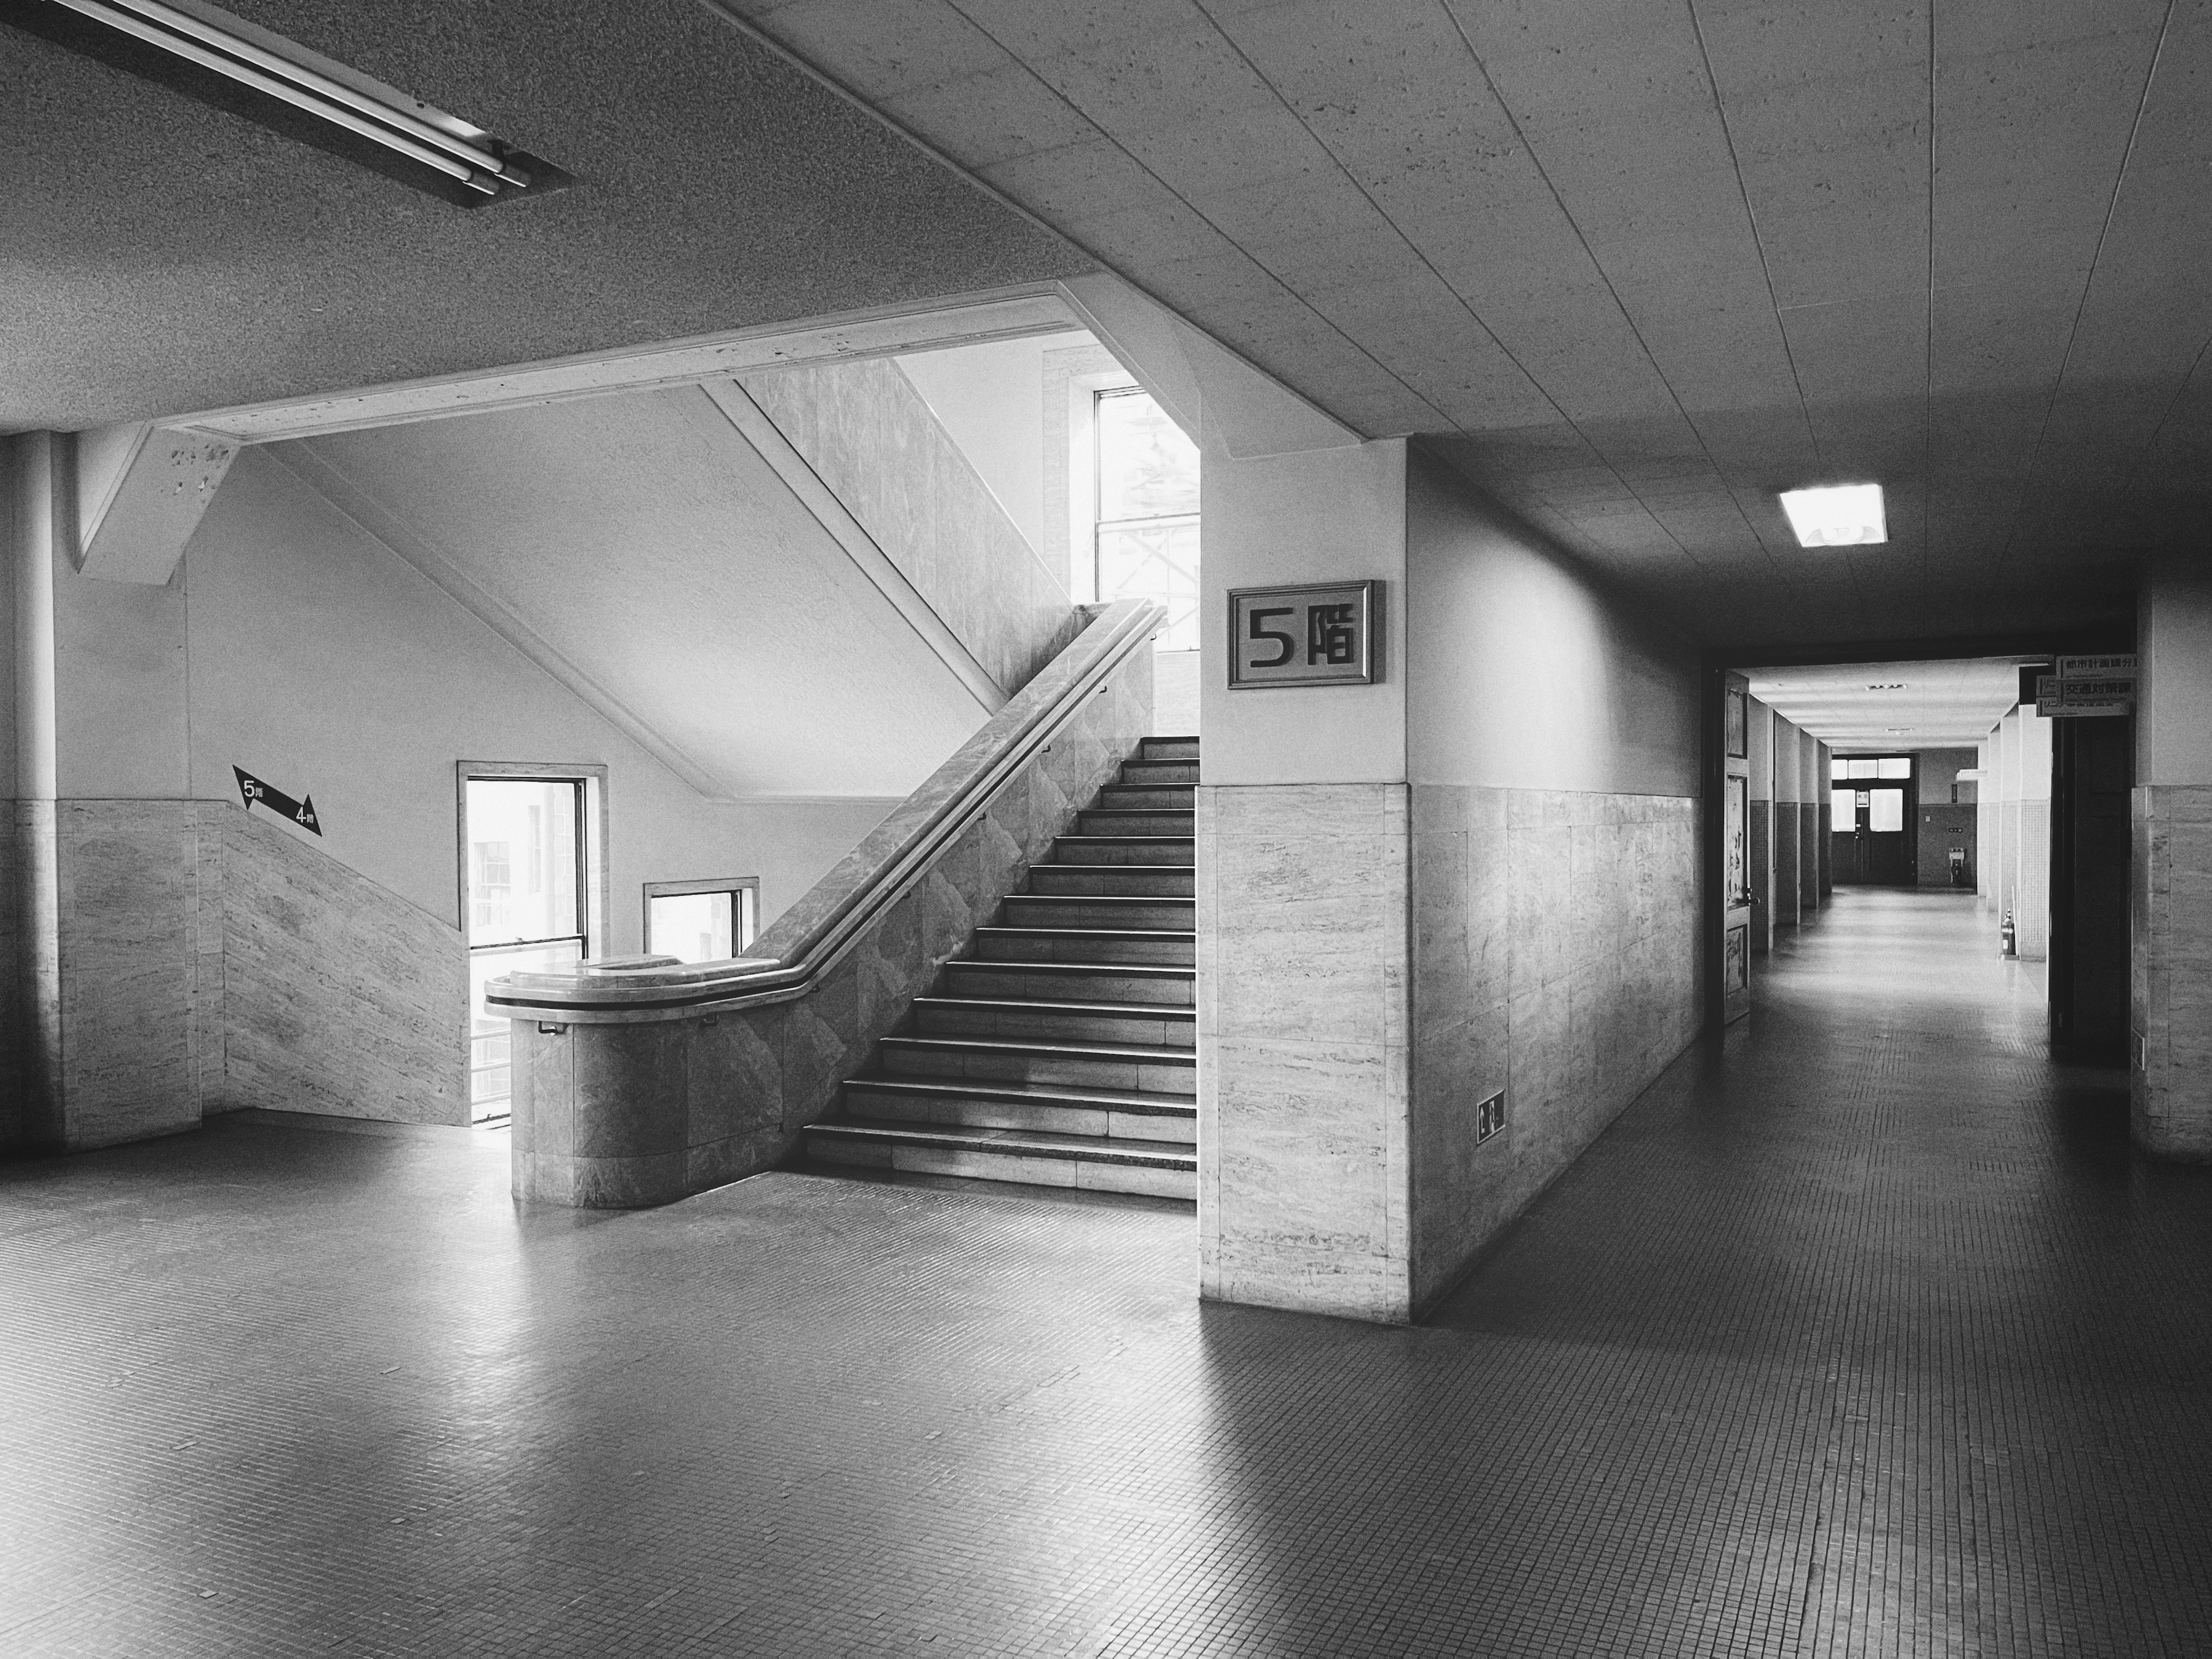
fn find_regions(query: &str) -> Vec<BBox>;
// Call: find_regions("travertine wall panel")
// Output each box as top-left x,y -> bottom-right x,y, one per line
54,801 -> 203,1148
1408,786 -> 1701,1309
212,805 -> 467,1124
1197,782 -> 1411,1323
2132,785 -> 2212,1160
743,357 -> 1080,696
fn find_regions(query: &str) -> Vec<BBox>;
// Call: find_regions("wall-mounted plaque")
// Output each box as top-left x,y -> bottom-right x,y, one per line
1227,579 -> 1380,689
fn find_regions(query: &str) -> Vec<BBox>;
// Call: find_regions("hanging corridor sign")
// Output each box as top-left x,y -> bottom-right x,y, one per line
234,766 -> 322,834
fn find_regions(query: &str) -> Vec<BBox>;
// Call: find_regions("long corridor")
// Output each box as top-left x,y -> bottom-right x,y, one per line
3,891 -> 2209,1656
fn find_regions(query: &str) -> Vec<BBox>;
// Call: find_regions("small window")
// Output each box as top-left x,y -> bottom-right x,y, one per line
646,879 -> 759,964
1831,788 -> 1856,820
1831,759 -> 1848,780
1869,789 -> 1906,832
1848,758 -> 1878,779
1876,756 -> 1911,779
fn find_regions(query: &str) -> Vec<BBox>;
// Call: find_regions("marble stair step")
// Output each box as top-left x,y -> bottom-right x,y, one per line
841,1076 -> 1196,1142
879,1033 -> 1196,1091
805,1117 -> 1197,1200
1076,808 -> 1196,837
1027,864 -> 1194,898
1096,783 -> 1195,811
971,926 -> 1196,966
1117,757 -> 1199,785
1001,893 -> 1196,930
911,995 -> 1196,1047
942,960 -> 1195,1006
1138,736 -> 1199,761
1048,835 -> 1195,866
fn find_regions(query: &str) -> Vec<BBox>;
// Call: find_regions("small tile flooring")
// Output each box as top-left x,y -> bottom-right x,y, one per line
4,888 -> 2210,1655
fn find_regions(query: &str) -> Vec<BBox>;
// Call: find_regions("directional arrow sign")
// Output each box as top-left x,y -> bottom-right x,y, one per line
234,766 -> 321,835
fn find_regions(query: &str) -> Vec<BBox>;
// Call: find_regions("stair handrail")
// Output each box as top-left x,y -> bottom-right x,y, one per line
485,597 -> 1166,1021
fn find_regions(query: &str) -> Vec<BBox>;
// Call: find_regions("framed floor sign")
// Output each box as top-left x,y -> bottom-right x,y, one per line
1226,579 -> 1380,688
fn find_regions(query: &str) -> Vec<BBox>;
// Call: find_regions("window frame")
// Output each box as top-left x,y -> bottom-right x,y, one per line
455,760 -> 608,956
643,876 -> 761,963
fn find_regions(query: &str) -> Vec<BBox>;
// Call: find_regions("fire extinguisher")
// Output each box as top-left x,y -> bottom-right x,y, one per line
2001,910 -> 2017,957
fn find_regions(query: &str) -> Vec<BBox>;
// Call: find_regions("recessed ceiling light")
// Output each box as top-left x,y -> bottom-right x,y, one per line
17,0 -> 562,204
1779,483 -> 1886,547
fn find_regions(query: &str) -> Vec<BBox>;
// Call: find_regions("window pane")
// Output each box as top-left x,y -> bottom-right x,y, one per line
650,892 -> 734,964
1876,756 -> 1911,778
1848,759 -> 1878,778
1097,389 -> 1199,521
1869,788 -> 1905,832
1831,788 -> 1856,819
1831,759 -> 1847,780
1098,518 -> 1200,650
466,779 -> 579,945
467,940 -> 581,1119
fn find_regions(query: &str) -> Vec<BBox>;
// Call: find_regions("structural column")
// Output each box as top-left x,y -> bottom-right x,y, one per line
1746,696 -> 1774,953
2134,566 -> 2212,1160
3,431 -> 207,1154
1772,715 -> 1803,929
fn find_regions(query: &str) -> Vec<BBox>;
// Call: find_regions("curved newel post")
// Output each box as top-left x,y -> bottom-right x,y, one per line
488,599 -> 1162,1207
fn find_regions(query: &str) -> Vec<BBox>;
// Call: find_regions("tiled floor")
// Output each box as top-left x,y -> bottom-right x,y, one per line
5,889 -> 2210,1655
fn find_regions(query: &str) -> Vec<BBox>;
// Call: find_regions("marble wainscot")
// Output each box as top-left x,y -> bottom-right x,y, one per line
493,599 -> 1161,1208
1198,779 -> 1702,1325
2133,783 -> 2212,1160
3,795 -> 463,1152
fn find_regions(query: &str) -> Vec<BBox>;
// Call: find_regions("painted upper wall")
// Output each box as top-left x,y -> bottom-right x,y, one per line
1404,451 -> 1697,797
1199,438 -> 1408,786
2141,567 -> 2212,786
893,333 -> 1093,559
180,450 -> 887,945
283,384 -> 994,801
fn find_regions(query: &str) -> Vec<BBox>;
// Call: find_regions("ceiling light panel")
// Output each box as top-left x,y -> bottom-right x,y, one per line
1779,483 -> 1886,548
12,0 -> 564,205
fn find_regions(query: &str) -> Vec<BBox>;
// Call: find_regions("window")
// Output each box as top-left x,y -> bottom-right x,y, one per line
1831,787 -> 1856,820
1093,387 -> 1199,650
1876,756 -> 1911,779
645,878 -> 759,965
460,766 -> 604,1124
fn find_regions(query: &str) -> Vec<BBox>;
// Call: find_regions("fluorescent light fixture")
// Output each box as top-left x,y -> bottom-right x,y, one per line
33,0 -> 542,200
1779,483 -> 1886,548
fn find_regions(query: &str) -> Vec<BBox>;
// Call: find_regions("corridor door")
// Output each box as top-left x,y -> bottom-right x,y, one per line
1829,756 -> 1916,885
1720,672 -> 1752,1022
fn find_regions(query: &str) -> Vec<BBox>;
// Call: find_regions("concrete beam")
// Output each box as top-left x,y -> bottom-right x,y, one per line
74,423 -> 237,585
1056,274 -> 1360,460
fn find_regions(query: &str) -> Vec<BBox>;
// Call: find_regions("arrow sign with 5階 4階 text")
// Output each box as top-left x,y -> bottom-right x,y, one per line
234,766 -> 321,835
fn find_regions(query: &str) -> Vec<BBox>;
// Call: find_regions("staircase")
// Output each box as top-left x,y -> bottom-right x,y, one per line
805,737 -> 1199,1200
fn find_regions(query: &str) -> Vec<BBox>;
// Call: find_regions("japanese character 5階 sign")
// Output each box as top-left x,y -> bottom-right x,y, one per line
1226,580 -> 1380,688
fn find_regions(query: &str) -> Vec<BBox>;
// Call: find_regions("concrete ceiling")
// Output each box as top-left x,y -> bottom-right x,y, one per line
10,1 -> 2210,654
1748,657 -> 2033,749
278,384 -> 987,798
725,0 -> 2212,647
0,0 -> 1088,432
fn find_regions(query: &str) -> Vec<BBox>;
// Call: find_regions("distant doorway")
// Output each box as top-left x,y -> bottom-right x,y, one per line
458,763 -> 606,1123
1830,754 -> 1916,885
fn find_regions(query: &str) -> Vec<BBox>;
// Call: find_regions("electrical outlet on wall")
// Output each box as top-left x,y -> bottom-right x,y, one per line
1476,1089 -> 1507,1145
